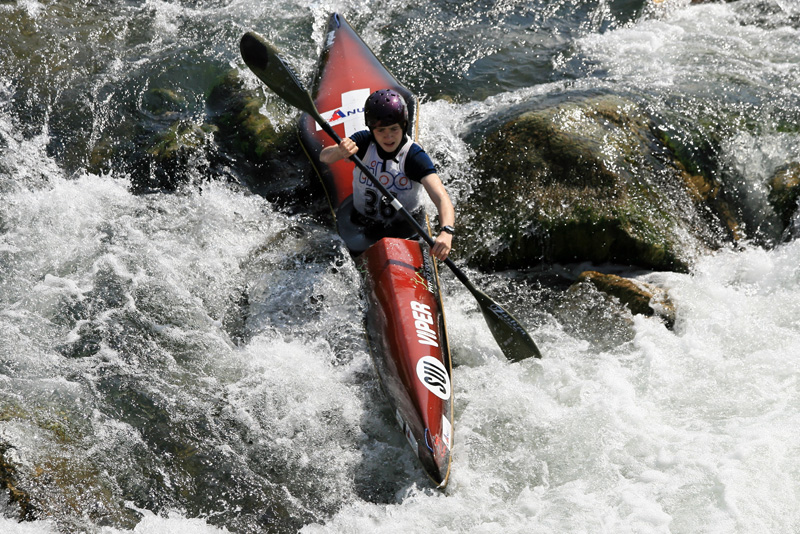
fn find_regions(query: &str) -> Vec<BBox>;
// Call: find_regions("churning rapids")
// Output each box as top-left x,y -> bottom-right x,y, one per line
2,0 -> 800,532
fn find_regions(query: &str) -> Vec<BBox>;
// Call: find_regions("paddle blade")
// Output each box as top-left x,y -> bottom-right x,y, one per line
239,31 -> 318,117
474,290 -> 542,362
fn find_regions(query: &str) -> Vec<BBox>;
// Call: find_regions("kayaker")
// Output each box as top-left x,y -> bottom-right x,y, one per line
320,89 -> 455,261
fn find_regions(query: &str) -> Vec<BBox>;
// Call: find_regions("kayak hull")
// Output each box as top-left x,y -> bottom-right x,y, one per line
360,237 -> 453,486
299,13 -> 453,487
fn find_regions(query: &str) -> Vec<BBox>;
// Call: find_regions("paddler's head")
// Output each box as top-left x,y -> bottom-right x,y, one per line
364,89 -> 408,153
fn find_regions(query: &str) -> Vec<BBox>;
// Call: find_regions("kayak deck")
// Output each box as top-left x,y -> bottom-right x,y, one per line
360,237 -> 453,486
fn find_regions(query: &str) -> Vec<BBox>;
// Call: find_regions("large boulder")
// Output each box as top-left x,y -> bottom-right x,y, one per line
459,94 -> 739,272
87,69 -> 309,199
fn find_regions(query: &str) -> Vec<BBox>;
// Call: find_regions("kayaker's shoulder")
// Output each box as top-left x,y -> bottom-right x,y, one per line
351,129 -> 371,145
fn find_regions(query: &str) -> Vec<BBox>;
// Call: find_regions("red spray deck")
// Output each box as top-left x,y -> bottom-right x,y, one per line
298,13 -> 453,486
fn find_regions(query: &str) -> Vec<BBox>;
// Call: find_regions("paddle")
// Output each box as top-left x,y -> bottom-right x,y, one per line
239,31 -> 542,362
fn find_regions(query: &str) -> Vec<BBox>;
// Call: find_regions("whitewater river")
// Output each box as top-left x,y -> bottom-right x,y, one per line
2,0 -> 800,532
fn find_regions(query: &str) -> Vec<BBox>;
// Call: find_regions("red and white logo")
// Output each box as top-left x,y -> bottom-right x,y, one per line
317,88 -> 370,137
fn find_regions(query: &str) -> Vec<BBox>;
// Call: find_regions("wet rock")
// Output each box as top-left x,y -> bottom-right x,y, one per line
554,278 -> 637,352
574,270 -> 675,328
768,162 -> 800,230
460,93 -> 738,272
88,83 -> 215,192
207,70 -> 313,207
87,137 -> 117,176
1,414 -> 141,529
207,70 -> 282,164
141,120 -> 217,191
88,70 -> 310,196
1,441 -> 36,521
141,88 -> 188,118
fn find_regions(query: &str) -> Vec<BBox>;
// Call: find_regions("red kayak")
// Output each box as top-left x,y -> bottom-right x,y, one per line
298,13 -> 454,487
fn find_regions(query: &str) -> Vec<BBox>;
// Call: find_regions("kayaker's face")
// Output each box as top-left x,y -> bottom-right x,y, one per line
372,123 -> 404,152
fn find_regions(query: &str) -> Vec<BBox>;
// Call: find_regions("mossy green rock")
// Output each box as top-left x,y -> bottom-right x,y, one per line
461,94 -> 736,271
147,121 -> 211,161
141,88 -> 188,117
575,270 -> 675,328
207,69 -> 286,164
206,69 -> 312,204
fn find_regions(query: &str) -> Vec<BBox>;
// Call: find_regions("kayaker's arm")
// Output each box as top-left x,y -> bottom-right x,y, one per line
320,138 -> 357,163
421,173 -> 455,261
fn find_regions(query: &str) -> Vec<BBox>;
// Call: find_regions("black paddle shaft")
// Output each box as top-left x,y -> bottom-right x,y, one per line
239,31 -> 541,361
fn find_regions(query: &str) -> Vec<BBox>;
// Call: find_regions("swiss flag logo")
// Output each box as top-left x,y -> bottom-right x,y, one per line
317,88 -> 371,137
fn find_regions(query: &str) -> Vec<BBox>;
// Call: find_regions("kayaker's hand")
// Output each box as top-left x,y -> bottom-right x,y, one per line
432,232 -> 452,261
320,137 -> 357,164
337,138 -> 357,159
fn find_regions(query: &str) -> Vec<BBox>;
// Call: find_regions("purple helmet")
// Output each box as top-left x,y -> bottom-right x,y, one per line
364,89 -> 408,130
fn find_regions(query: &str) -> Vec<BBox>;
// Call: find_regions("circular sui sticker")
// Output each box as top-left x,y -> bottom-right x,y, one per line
416,356 -> 451,400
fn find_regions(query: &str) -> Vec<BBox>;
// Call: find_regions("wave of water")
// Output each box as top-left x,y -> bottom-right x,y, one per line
3,0 -> 800,533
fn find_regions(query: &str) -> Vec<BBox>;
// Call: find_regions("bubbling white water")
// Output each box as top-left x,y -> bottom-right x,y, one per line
289,248 -> 800,534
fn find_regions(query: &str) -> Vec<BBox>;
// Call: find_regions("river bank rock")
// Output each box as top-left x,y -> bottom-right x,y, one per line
459,93 -> 739,272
